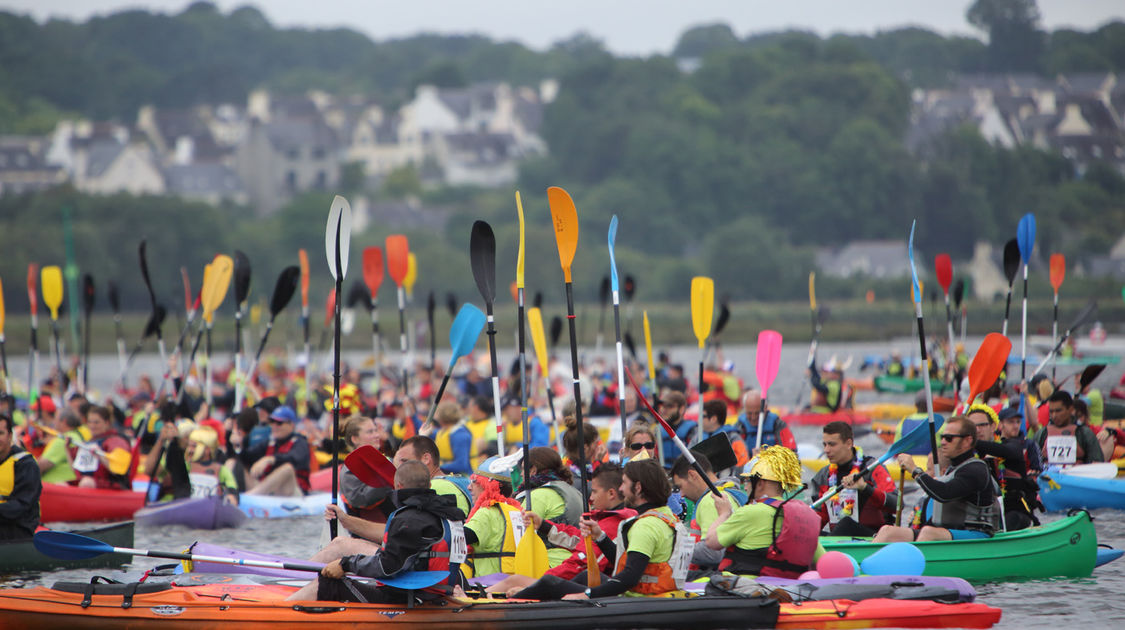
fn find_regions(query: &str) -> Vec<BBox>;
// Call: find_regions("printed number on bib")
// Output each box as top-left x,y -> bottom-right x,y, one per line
189,473 -> 220,498
448,521 -> 469,564
671,527 -> 695,585
508,510 -> 526,546
1046,435 -> 1077,465
72,446 -> 100,473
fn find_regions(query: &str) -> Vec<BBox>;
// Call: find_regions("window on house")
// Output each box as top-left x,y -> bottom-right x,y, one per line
315,171 -> 327,189
313,147 -> 325,159
286,171 -> 297,191
287,148 -> 299,160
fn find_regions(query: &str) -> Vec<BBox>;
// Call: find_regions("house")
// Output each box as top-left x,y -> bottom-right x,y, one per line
434,131 -> 521,187
164,162 -> 247,205
815,240 -> 918,279
72,139 -> 165,196
0,136 -> 66,197
235,116 -> 340,215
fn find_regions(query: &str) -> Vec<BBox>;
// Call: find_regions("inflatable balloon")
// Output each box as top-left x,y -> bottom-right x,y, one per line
860,542 -> 926,576
847,554 -> 861,576
798,570 -> 821,580
816,551 -> 856,579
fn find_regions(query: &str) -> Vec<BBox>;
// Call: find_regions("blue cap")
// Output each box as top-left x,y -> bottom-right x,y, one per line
269,406 -> 298,423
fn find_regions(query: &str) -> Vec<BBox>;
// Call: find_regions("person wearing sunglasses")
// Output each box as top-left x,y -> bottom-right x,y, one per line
623,424 -> 658,463
245,406 -> 311,497
874,416 -> 999,543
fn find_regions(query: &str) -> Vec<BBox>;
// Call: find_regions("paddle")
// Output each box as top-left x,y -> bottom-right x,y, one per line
935,253 -> 955,373
232,250 -> 252,410
446,292 -> 458,319
1079,364 -> 1106,392
0,277 -> 6,393
549,315 -> 563,353
235,266 -> 300,412
607,215 -> 629,444
32,421 -> 131,476
953,278 -> 966,348
754,330 -> 782,450
470,220 -> 505,456
907,221 -> 941,473
138,241 -> 167,371
325,195 -> 353,541
107,279 -> 125,386
1049,253 -> 1065,381
40,265 -> 65,387
386,235 -> 411,396
596,275 -> 609,356
690,276 -> 714,445
422,305 -> 487,435
528,306 -> 560,452
427,291 -> 436,369
168,268 -> 199,378
812,414 -> 948,509
643,310 -> 656,412
24,264 -> 39,404
1001,239 -> 1020,337
176,256 -> 232,404
964,333 -> 1012,416
345,444 -> 396,488
625,367 -> 721,498
298,248 -> 311,415
1017,213 -> 1036,386
80,274 -> 94,393
202,255 -> 235,408
120,307 -> 168,388
1032,300 -> 1098,378
405,252 -> 419,361
547,186 -> 589,509
362,246 -> 385,366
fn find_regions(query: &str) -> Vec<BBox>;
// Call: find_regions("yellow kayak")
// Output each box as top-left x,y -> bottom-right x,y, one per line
855,403 -> 916,420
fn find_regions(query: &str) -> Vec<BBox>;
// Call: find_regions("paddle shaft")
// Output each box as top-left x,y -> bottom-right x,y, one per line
234,318 -> 277,412
1001,282 -> 1013,337
943,292 -> 954,370
330,219 -> 344,541
755,394 -> 769,450
428,299 -> 436,369
483,300 -> 505,456
612,290 -> 628,445
1020,265 -> 1029,383
811,454 -> 889,508
794,308 -> 820,408
0,337 -> 7,393
396,287 -> 409,397
113,313 -> 127,383
912,299 -> 941,475
564,282 -> 588,510
82,307 -> 91,393
301,304 -> 310,416
370,297 -> 382,365
205,323 -> 214,407
895,469 -> 905,526
1052,291 -> 1059,381
50,319 -> 63,386
696,353 -> 705,445
518,287 -> 531,511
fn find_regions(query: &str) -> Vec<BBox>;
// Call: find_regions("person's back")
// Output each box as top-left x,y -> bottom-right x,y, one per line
0,414 -> 41,540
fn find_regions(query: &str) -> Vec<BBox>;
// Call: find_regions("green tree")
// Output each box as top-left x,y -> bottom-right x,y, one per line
967,0 -> 1046,72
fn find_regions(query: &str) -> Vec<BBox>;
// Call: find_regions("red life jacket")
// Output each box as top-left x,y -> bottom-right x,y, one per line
265,435 -> 310,492
719,496 -> 820,578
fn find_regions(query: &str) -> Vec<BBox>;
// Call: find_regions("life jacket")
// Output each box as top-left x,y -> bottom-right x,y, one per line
432,476 -> 473,514
737,412 -> 780,448
929,457 -> 999,533
687,482 -> 746,538
467,501 -> 522,576
266,435 -> 310,492
1044,423 -> 1084,466
382,507 -> 466,586
614,508 -> 691,595
516,479 -> 584,526
719,496 -> 820,578
0,450 -> 32,503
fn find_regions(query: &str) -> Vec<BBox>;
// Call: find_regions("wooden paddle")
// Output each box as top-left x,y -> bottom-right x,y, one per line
362,246 -> 385,365
470,220 -> 505,456
1049,253 -> 1066,381
907,221 -> 941,472
690,276 -> 714,444
40,265 -> 64,385
935,253 -> 955,370
1001,239 -> 1020,337
386,235 -> 411,395
754,330 -> 782,450
0,277 -> 7,393
421,303 -> 486,432
528,306 -> 560,452
1017,213 -> 1036,384
235,266 -> 300,412
607,215 -> 629,444
325,195 -> 353,541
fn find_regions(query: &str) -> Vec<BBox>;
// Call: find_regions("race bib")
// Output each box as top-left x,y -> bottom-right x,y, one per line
189,473 -> 220,498
72,446 -> 100,474
448,521 -> 469,564
508,510 -> 526,546
671,528 -> 695,584
1046,435 -> 1078,465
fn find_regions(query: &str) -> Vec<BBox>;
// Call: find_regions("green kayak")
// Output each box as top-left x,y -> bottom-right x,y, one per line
873,375 -> 951,394
821,511 -> 1096,582
0,521 -> 133,574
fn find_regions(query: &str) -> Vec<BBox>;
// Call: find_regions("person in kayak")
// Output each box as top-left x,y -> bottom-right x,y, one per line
735,390 -> 796,454
704,445 -> 823,578
462,454 -> 524,576
973,405 -> 1042,529
1034,391 -> 1103,466
876,416 -> 1000,542
657,392 -> 695,469
512,458 -> 691,599
622,422 -> 658,463
670,452 -> 743,569
807,358 -> 848,413
811,421 -> 898,537
70,405 -> 131,490
245,406 -> 311,497
696,400 -> 749,465
0,413 -> 41,541
36,408 -> 82,484
144,419 -> 239,504
288,460 -> 467,603
395,435 -> 473,514
431,401 -> 473,475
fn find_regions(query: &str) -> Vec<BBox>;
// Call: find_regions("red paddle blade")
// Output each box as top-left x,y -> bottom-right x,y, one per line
966,333 -> 1011,404
299,249 -> 310,309
363,246 -> 385,296
27,263 -> 38,316
509,280 -> 518,304
934,253 -> 952,293
324,288 -> 336,328
385,235 -> 410,287
345,445 -> 396,488
1049,254 -> 1065,292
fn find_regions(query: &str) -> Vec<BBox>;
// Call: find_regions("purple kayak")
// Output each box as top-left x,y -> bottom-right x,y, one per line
135,496 -> 248,530
186,542 -> 312,579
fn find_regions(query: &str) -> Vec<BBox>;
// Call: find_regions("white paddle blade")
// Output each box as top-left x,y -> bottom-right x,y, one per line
325,195 -> 353,280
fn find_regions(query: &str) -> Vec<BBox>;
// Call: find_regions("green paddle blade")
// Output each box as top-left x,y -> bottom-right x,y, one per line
449,303 -> 486,369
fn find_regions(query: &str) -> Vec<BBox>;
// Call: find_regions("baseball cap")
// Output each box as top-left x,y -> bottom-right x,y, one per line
269,406 -> 298,423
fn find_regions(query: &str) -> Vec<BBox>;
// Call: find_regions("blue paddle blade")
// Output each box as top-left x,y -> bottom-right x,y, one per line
908,220 -> 921,304
608,215 -> 620,293
448,303 -> 486,369
378,570 -> 449,590
1017,213 -> 1036,264
34,531 -> 115,560
891,413 -> 946,458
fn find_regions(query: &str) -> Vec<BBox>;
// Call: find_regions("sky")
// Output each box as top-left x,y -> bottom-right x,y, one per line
6,0 -> 1125,56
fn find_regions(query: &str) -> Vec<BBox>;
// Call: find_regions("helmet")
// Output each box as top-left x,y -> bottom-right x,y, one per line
742,445 -> 803,492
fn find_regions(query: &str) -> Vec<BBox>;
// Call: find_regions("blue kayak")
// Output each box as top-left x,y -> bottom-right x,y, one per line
1039,468 -> 1125,512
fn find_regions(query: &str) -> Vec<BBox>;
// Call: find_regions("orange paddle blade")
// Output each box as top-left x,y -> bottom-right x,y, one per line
386,235 -> 410,287
509,280 -> 518,304
363,246 -> 384,296
1049,254 -> 1065,293
547,186 -> 579,282
0,277 -> 6,336
27,263 -> 38,317
298,249 -> 310,309
966,333 -> 1012,404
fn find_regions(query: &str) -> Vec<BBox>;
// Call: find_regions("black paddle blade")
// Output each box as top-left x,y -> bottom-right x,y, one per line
82,274 -> 95,315
533,291 -> 543,309
347,279 -> 370,310
139,239 -> 156,309
550,315 -> 563,348
107,281 -> 120,314
953,279 -> 965,309
143,305 -> 167,338
1003,239 -> 1020,284
446,292 -> 458,319
624,330 -> 637,359
269,266 -> 301,317
1080,364 -> 1106,390
233,250 -> 252,306
427,291 -> 435,320
817,306 -> 830,325
624,275 -> 636,302
599,276 -> 610,305
714,300 -> 731,335
469,220 -> 497,304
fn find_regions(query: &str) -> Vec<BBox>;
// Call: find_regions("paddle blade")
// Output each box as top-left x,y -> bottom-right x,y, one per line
324,289 -> 336,328
714,300 -> 731,336
755,330 -> 783,396
179,267 -> 191,314
81,274 -> 95,316
643,310 -> 655,382
966,333 -> 1012,404
528,306 -> 549,374
1067,300 -> 1098,333
449,303 -> 487,368
347,280 -> 369,310
690,276 -> 714,349
514,527 -> 549,578
934,254 -> 952,293
325,196 -> 353,280
27,263 -> 39,317
270,266 -> 301,317
446,292 -> 458,318
952,279 -> 965,309
508,281 -> 518,304
139,240 -> 155,308
385,235 -> 410,287
362,246 -> 385,297
547,186 -> 579,281
41,265 -> 63,320
0,277 -> 4,335
533,291 -> 543,309
107,280 -> 119,315
470,220 -> 497,304
34,531 -> 115,560
142,305 -> 166,339
608,215 -> 620,292
890,413 -> 946,458
299,249 -> 310,309
550,316 -> 562,348
1050,254 -> 1065,292
404,253 -> 418,297
1002,239 -> 1020,284
1017,213 -> 1036,264
106,448 -> 132,476
201,255 -> 234,320
624,275 -> 636,302
624,331 -> 637,359
907,221 -> 921,305
233,250 -> 252,307
1080,364 -> 1106,390
808,271 -> 816,311
516,191 -> 526,288
344,445 -> 396,488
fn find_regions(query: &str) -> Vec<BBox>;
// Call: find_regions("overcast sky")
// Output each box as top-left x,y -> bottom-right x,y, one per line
6,0 -> 1125,56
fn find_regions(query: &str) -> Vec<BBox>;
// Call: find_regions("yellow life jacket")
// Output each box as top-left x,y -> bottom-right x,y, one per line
436,421 -> 466,463
467,501 -> 522,576
0,451 -> 32,503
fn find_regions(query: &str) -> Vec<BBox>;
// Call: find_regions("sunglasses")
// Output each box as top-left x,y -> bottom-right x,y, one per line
629,441 -> 656,451
269,419 -> 289,425
940,433 -> 972,442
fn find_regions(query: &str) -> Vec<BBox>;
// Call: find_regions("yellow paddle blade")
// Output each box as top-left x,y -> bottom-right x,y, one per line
515,191 -> 526,288
41,266 -> 64,321
404,252 -> 418,298
250,301 -> 263,325
808,271 -> 816,311
547,186 -> 579,282
0,276 -> 6,336
690,276 -> 714,349
513,526 -> 549,578
644,310 -> 655,382
202,255 -> 234,321
528,307 -> 548,375
105,448 -> 132,476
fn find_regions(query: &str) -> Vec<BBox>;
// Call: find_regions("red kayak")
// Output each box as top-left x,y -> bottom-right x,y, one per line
40,482 -> 146,523
781,410 -> 872,427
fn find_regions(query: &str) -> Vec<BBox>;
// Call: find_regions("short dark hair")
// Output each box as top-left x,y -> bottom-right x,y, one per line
0,413 -> 13,433
623,459 -> 671,505
823,421 -> 853,442
591,463 -> 623,492
395,460 -> 431,489
471,395 -> 491,413
88,405 -> 111,423
1073,399 -> 1089,419
670,452 -> 712,480
703,400 -> 727,423
401,435 -> 440,464
947,416 -> 976,443
1048,390 -> 1073,407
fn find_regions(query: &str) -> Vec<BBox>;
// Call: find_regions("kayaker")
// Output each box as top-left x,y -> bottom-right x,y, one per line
657,391 -> 696,469
500,395 -> 550,452
515,447 -> 584,529
704,445 -> 823,578
395,435 -> 473,514
810,421 -> 898,537
287,460 -> 467,603
0,413 -> 41,541
807,358 -> 847,413
36,408 -> 82,484
622,422 -> 658,463
1033,391 -> 1103,466
893,391 -> 944,455
512,458 -> 690,599
465,395 -> 498,469
736,389 -> 795,453
562,411 -> 607,478
245,406 -> 312,497
885,350 -> 904,377
669,452 -> 742,570
876,416 -> 1000,542
70,405 -> 131,490
462,454 -> 524,576
145,420 -> 239,504
695,400 -> 746,466
1075,372 -> 1105,428
976,406 -> 1043,529
431,401 -> 473,475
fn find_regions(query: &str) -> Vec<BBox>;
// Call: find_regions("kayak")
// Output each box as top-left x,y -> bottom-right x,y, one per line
135,496 -> 248,530
238,492 -> 332,519
874,374 -> 926,393
781,410 -> 871,427
821,510 -> 1097,581
0,522 -> 133,573
855,402 -> 916,420
40,482 -> 146,523
0,580 -> 1002,629
801,454 -> 927,482
1039,468 -> 1125,512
